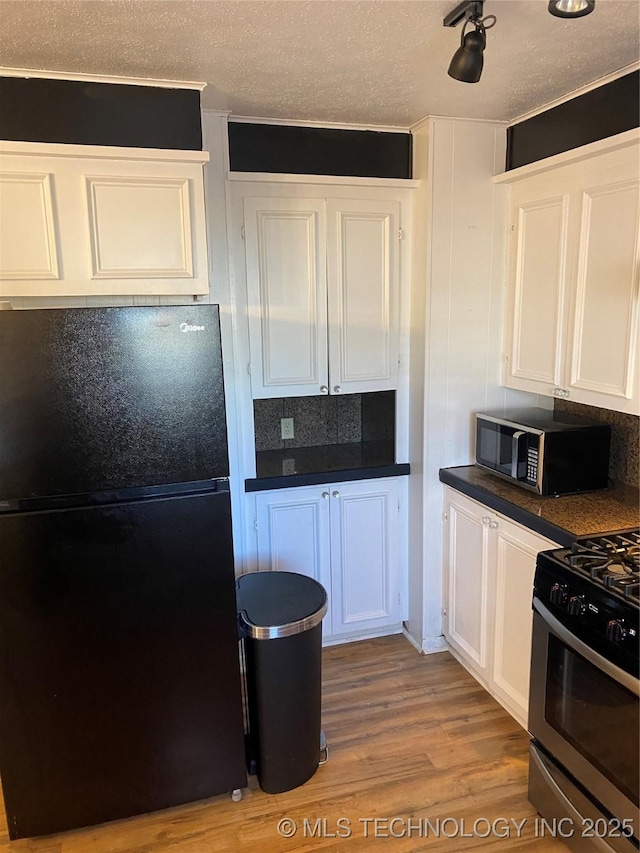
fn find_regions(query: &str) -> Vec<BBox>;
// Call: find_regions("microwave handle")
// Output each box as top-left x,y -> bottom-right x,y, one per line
511,430 -> 526,479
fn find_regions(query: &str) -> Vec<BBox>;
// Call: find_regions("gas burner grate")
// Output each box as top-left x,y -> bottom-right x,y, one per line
564,529 -> 640,604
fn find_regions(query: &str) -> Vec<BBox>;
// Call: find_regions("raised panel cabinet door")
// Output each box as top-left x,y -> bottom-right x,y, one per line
0,168 -> 60,288
244,197 -> 328,398
254,487 -> 332,631
566,163 -> 640,414
504,178 -> 570,395
326,199 -> 400,394
489,519 -> 559,729
329,479 -> 402,637
0,142 -> 210,297
444,490 -> 490,675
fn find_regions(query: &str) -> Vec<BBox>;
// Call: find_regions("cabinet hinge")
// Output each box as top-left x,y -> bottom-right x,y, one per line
253,518 -> 258,531
503,353 -> 509,364
241,224 -> 246,240
511,223 -> 515,232
443,511 -> 448,522
247,362 -> 251,375
397,592 -> 401,605
398,499 -> 401,513
398,227 -> 405,241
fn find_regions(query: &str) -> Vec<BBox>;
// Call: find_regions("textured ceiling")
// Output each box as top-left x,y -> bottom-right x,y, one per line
0,0 -> 638,126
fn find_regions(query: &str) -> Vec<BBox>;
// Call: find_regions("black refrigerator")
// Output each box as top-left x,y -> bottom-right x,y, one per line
0,304 -> 246,839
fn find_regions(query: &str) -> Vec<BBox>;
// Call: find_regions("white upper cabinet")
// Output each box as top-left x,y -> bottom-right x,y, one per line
0,141 -> 210,297
236,182 -> 407,399
500,132 -> 639,414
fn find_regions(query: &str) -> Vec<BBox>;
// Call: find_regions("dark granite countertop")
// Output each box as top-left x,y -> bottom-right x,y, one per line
440,465 -> 639,546
246,441 -> 409,491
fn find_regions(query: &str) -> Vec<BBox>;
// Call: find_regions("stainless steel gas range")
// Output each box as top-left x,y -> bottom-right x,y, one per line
528,529 -> 639,853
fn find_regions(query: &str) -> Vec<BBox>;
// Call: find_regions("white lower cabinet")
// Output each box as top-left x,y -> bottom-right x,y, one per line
254,478 -> 405,641
443,486 -> 560,728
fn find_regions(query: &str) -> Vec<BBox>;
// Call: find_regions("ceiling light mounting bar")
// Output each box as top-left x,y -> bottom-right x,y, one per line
443,0 -> 484,28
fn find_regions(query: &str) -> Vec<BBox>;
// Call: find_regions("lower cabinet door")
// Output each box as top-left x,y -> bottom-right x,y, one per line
329,479 -> 402,636
488,519 -> 559,727
255,487 -> 333,630
444,489 -> 490,677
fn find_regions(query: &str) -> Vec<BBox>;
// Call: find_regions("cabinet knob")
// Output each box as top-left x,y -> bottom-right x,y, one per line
553,387 -> 562,397
489,520 -> 499,529
562,389 -> 570,399
332,490 -> 340,498
322,491 -> 329,499
482,516 -> 491,526
333,385 -> 342,393
320,386 -> 328,394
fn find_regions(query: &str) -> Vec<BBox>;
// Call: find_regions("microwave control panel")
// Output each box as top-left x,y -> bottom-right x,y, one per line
526,447 -> 539,485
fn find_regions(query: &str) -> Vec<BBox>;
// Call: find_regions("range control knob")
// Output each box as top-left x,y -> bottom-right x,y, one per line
567,595 -> 586,617
606,620 -> 628,643
550,583 -> 568,606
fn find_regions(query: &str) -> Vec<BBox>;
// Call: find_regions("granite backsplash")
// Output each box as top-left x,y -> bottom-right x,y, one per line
554,400 -> 639,488
254,391 -> 395,452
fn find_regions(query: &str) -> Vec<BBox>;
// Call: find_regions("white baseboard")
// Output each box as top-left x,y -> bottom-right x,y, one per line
322,624 -> 403,647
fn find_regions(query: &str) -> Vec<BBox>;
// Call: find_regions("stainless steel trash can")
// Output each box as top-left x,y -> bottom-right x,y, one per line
237,571 -> 328,794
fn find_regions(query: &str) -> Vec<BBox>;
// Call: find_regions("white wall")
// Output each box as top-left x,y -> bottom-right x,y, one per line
407,117 -> 544,653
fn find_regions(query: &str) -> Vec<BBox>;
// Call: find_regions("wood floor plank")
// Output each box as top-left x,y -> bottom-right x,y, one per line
0,635 -> 569,852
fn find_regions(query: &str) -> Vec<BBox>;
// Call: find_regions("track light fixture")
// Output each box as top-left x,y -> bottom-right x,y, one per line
443,0 -> 496,84
548,0 -> 595,18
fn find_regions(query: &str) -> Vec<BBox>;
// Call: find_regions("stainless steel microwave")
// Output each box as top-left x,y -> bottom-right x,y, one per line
475,409 -> 611,495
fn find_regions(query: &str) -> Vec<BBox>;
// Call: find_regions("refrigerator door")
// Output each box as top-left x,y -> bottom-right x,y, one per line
0,305 -> 229,503
0,488 -> 246,839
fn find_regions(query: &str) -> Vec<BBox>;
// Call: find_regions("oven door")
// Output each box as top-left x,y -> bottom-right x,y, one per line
529,599 -> 639,839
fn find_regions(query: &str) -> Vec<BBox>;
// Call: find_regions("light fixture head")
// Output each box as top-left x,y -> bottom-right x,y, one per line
548,0 -> 595,17
448,26 -> 486,83
443,0 -> 495,84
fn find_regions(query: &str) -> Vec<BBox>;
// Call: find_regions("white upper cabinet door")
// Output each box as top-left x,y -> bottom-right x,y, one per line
329,479 -> 402,636
0,170 -> 60,282
504,177 -> 570,396
254,486 -> 332,628
488,519 -> 559,728
326,199 -> 400,394
566,163 -> 639,413
0,141 -> 210,298
243,197 -> 328,398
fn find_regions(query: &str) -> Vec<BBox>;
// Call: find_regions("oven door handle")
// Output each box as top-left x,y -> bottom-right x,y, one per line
533,598 -> 640,696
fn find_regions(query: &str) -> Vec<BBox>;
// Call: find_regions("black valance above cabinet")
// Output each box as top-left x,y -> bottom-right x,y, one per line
507,71 -> 639,170
228,121 -> 412,178
0,76 -> 202,150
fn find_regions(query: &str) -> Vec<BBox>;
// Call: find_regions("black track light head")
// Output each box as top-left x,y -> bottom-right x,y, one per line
443,0 -> 496,84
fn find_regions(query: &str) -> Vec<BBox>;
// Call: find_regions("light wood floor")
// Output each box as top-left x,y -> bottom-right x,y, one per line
0,635 -> 569,852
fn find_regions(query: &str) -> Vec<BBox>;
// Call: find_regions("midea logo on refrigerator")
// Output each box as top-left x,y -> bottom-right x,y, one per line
180,323 -> 205,333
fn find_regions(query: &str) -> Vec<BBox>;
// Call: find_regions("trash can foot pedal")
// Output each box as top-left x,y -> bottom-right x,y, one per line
319,730 -> 329,765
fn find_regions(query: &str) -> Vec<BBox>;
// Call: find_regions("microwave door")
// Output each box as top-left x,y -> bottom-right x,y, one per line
477,421 -> 516,478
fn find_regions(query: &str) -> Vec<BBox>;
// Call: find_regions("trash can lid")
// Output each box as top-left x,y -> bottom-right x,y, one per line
237,572 -> 328,639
